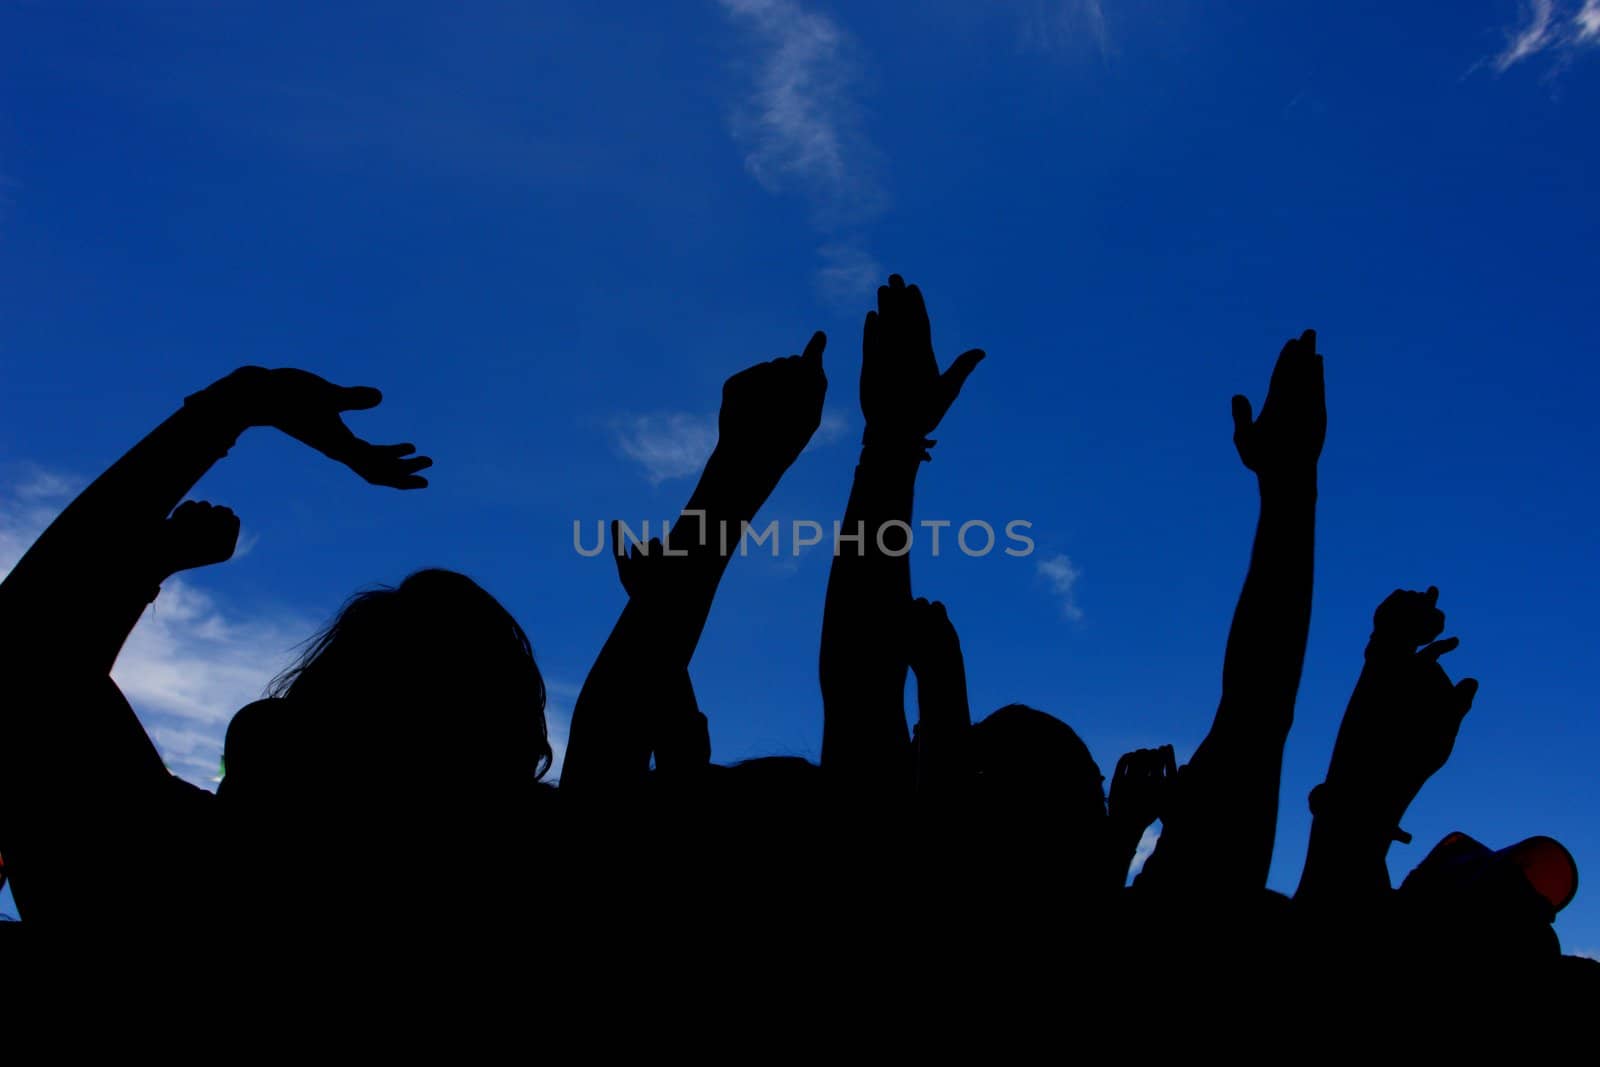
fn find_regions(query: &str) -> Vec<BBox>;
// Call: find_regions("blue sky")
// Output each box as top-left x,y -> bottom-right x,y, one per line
1,1 -> 1596,950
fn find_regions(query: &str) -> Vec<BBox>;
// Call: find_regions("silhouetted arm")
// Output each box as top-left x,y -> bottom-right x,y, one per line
819,275 -> 983,790
1295,588 -> 1477,905
906,598 -> 973,798
0,368 -> 427,920
1138,330 -> 1324,892
83,501 -> 243,677
819,446 -> 919,786
4,368 -> 426,669
561,336 -> 828,794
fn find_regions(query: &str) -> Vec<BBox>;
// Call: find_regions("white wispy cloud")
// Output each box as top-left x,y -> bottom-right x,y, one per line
613,405 -> 850,483
717,0 -> 885,298
1037,552 -> 1084,622
1577,0 -> 1600,39
718,0 -> 883,222
13,467 -> 77,502
612,413 -> 719,484
1,472 -> 308,789
816,243 -> 884,302
1489,0 -> 1600,71
113,579 -> 309,782
1496,0 -> 1559,71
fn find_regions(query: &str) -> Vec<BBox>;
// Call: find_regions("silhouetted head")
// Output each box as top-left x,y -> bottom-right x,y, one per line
1398,831 -> 1575,964
267,568 -> 550,805
966,705 -> 1107,891
971,704 -> 1105,819
216,697 -> 296,803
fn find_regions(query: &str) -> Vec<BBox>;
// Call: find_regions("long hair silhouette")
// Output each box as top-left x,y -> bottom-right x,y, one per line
267,568 -> 551,793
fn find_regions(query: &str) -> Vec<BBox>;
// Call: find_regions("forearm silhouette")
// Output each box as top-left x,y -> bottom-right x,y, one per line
1296,587 -> 1477,904
1138,330 -> 1323,893
819,275 -> 982,792
562,333 -> 828,793
0,367 -> 428,921
905,597 -> 974,799
83,500 -> 243,677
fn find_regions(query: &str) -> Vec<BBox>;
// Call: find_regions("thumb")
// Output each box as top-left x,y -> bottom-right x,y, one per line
1419,636 -> 1460,662
1230,394 -> 1253,436
339,385 -> 383,412
610,519 -> 627,563
940,348 -> 986,406
802,330 -> 826,369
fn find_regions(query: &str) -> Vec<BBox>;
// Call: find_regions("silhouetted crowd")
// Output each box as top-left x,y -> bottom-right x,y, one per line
1,275 -> 1594,1023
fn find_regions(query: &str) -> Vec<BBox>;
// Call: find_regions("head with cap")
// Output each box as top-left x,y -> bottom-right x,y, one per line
1399,831 -> 1578,962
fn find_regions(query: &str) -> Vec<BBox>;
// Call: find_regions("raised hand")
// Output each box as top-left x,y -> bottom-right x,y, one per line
905,597 -> 972,794
717,332 -> 828,475
905,596 -> 962,683
157,500 -> 241,577
197,367 -> 432,489
1365,586 -> 1478,787
1326,587 -> 1479,822
1231,329 -> 1326,477
1371,586 -> 1453,659
610,521 -> 668,600
860,274 -> 984,447
1108,745 -> 1177,834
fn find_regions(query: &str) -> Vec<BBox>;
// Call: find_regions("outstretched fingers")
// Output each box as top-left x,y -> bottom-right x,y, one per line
359,441 -> 432,489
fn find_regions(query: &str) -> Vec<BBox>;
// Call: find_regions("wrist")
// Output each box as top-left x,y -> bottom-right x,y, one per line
183,371 -> 258,435
1309,780 -> 1411,845
1363,632 -> 1421,664
1301,818 -> 1396,898
1256,468 -> 1317,499
861,422 -> 934,460
687,446 -> 773,529
858,434 -> 932,472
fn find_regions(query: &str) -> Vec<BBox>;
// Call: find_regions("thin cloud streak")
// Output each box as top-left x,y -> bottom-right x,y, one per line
612,413 -> 718,484
612,405 -> 849,483
1488,0 -> 1600,71
1577,0 -> 1600,39
1037,552 -> 1085,622
1495,0 -> 1558,71
817,243 -> 885,302
717,0 -> 885,299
